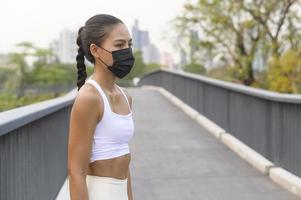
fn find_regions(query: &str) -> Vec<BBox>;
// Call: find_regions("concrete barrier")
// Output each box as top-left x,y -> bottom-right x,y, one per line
269,167 -> 301,198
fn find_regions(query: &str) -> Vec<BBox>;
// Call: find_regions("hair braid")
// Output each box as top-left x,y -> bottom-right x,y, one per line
76,26 -> 87,91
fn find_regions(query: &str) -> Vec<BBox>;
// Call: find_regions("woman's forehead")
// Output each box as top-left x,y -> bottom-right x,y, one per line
108,24 -> 131,41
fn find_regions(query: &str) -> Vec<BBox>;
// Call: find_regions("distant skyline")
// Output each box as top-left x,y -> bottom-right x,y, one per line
0,0 -> 187,63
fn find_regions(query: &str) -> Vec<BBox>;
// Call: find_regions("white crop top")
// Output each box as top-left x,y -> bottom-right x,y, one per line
84,78 -> 135,162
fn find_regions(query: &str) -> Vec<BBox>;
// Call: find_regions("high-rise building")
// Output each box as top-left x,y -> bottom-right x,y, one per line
252,42 -> 266,72
49,29 -> 77,64
161,52 -> 175,69
131,19 -> 150,51
131,19 -> 161,64
142,44 -> 161,64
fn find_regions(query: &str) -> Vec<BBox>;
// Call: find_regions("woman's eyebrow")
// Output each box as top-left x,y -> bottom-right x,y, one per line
114,38 -> 133,43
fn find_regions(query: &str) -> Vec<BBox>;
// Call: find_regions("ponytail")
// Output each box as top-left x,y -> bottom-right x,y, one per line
76,26 -> 87,91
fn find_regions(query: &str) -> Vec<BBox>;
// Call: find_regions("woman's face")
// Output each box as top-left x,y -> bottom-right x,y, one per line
92,23 -> 133,67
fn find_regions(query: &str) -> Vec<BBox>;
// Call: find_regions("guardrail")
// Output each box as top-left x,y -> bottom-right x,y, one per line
0,87 -> 77,199
0,74 -> 135,199
137,68 -> 301,178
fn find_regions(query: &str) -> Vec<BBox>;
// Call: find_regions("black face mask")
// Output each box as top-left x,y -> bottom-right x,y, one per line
96,45 -> 135,79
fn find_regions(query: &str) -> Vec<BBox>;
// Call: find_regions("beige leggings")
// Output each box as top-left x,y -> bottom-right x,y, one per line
85,175 -> 128,200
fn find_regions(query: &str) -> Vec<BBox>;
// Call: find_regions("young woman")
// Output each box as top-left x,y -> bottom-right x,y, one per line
67,14 -> 135,200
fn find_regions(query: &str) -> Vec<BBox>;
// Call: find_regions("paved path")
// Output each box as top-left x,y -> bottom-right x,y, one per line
128,87 -> 299,200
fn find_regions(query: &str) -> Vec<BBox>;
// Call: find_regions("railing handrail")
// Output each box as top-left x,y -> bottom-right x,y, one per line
146,68 -> 301,104
0,74 -> 99,137
0,87 -> 77,137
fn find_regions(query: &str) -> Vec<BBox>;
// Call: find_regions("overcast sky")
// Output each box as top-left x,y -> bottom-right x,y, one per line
0,0 -> 187,62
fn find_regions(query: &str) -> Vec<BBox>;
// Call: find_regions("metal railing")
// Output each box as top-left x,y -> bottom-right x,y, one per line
138,68 -> 301,178
0,74 -> 133,199
0,87 -> 77,200
1,69 -> 300,199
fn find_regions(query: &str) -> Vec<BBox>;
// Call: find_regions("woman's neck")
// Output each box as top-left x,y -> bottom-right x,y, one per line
91,64 -> 117,93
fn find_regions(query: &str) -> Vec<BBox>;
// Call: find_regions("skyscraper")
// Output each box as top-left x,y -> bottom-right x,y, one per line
49,29 -> 77,64
142,44 -> 161,64
131,19 -> 161,64
131,19 -> 150,51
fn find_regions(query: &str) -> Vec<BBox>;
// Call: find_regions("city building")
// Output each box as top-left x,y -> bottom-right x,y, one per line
131,19 -> 150,51
160,52 -> 175,69
131,19 -> 161,64
49,28 -> 77,64
142,44 -> 161,64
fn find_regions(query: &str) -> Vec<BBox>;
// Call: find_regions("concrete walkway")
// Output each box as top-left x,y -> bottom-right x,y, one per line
128,87 -> 299,200
56,86 -> 299,200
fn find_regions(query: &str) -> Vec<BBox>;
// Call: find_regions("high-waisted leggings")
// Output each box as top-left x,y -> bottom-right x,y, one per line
66,175 -> 128,200
86,175 -> 128,200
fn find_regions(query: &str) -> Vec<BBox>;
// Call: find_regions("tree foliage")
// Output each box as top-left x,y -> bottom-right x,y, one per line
184,59 -> 206,75
173,0 -> 301,87
266,49 -> 301,93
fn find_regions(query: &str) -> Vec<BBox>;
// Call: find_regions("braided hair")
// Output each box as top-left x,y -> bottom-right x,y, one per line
76,14 -> 124,91
76,27 -> 87,90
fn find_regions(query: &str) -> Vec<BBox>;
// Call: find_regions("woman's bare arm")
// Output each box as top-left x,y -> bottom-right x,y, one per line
67,85 -> 101,200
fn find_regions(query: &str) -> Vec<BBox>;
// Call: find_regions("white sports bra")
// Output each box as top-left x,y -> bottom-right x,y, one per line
84,78 -> 135,162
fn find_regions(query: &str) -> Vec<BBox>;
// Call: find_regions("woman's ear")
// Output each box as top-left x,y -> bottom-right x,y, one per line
90,43 -> 99,58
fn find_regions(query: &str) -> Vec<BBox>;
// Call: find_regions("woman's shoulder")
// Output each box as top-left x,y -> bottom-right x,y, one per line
73,83 -> 103,120
76,83 -> 102,103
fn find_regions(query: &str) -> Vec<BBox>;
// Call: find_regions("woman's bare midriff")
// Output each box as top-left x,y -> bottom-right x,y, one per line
87,153 -> 131,180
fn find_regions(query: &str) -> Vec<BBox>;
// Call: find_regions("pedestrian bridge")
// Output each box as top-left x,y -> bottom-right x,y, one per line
0,69 -> 300,200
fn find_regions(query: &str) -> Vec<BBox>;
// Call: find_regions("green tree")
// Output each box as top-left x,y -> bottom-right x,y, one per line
183,59 -> 206,75
6,52 -> 28,97
4,42 -> 56,96
0,67 -> 15,87
16,42 -> 54,70
145,62 -> 161,74
266,49 -> 301,93
172,0 -> 300,86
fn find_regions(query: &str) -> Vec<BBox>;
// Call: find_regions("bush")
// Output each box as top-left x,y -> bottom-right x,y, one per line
0,92 -> 67,112
266,49 -> 301,94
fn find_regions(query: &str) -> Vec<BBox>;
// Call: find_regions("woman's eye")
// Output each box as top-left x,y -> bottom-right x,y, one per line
116,43 -> 133,48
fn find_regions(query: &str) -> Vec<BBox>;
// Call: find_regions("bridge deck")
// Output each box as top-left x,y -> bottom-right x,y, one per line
128,87 -> 298,200
56,86 -> 299,200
